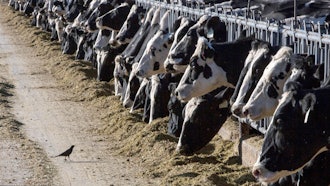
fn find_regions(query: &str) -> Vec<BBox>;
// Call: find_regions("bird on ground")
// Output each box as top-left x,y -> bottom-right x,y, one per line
55,145 -> 75,161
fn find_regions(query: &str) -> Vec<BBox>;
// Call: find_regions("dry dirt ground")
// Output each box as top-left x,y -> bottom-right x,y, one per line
0,3 -> 259,186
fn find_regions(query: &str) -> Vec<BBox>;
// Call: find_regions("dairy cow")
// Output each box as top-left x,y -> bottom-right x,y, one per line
176,87 -> 234,155
165,15 -> 227,74
114,7 -> 160,99
163,17 -> 196,73
230,41 -> 281,118
175,35 -> 255,102
242,51 -> 324,121
114,5 -> 146,46
135,10 -> 175,77
252,83 -> 330,184
95,2 -> 133,32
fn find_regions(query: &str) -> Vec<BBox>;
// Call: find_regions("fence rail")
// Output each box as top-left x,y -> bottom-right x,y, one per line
135,0 -> 330,134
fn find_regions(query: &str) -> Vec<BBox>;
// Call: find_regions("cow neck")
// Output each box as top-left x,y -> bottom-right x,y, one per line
213,37 -> 255,86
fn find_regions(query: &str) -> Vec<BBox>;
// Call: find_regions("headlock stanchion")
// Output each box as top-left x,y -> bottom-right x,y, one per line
136,0 -> 330,134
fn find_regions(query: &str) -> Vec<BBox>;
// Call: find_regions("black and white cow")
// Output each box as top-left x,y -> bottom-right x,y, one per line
163,16 -> 196,73
230,41 -> 281,118
165,15 -> 227,74
113,7 -> 160,99
148,73 -> 172,123
95,2 -> 133,32
241,46 -> 293,121
242,51 -> 324,121
114,4 -> 146,46
167,74 -> 185,137
175,35 -> 255,102
252,83 -> 330,184
176,87 -> 234,155
135,10 -> 175,77
85,0 -> 115,32
112,7 -> 156,98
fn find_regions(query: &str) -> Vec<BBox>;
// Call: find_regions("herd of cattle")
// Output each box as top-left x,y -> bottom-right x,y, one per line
7,0 -> 330,185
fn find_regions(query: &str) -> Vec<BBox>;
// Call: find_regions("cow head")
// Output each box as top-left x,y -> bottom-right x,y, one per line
85,0 -> 114,32
164,17 -> 196,73
135,10 -> 174,77
96,2 -> 131,31
175,36 -> 226,102
115,5 -> 145,45
230,40 -> 275,118
242,46 -> 293,121
175,35 -> 253,102
176,87 -> 233,155
123,63 -> 142,108
165,15 -> 209,74
252,85 -> 330,184
165,15 -> 227,74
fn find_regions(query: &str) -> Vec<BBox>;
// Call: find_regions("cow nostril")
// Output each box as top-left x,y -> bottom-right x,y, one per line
243,108 -> 249,116
175,91 -> 179,97
252,168 -> 261,178
233,108 -> 241,117
136,69 -> 143,77
165,63 -> 174,71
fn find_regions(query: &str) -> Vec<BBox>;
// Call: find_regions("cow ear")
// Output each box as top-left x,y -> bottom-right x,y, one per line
306,55 -> 315,66
300,93 -> 316,114
205,17 -> 220,40
205,16 -> 226,42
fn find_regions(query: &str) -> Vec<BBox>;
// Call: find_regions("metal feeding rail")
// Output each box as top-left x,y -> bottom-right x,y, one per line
135,0 -> 330,134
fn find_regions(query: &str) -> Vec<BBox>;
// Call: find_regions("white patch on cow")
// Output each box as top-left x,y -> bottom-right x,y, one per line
72,13 -> 84,26
52,3 -> 65,16
159,10 -> 171,31
55,17 -> 64,42
151,7 -> 161,26
109,30 -> 118,46
207,27 -> 214,40
304,108 -> 312,124
253,146 -> 328,184
149,75 -> 160,124
93,30 -> 111,50
243,46 -> 293,121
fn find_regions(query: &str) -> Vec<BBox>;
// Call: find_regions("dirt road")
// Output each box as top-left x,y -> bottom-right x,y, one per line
0,5 -> 157,186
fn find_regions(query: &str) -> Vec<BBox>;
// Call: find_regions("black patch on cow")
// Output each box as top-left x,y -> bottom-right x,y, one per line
285,63 -> 292,73
203,64 -> 212,79
278,72 -> 285,79
188,58 -> 203,83
153,61 -> 160,71
163,43 -> 168,48
267,83 -> 279,98
150,47 -> 156,57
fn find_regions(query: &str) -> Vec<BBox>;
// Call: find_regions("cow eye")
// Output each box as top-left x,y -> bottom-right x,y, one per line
276,118 -> 283,125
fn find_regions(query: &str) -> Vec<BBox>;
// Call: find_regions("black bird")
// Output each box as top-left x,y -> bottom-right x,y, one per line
55,145 -> 75,161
